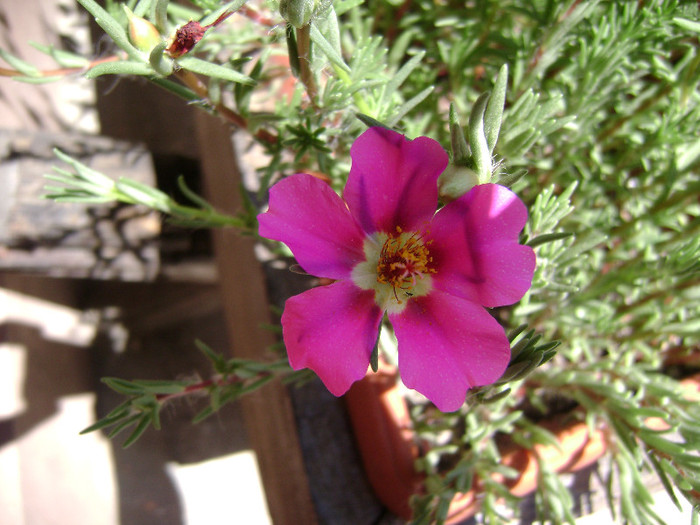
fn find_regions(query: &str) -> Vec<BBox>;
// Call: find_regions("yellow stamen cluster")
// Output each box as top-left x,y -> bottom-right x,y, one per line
376,226 -> 435,303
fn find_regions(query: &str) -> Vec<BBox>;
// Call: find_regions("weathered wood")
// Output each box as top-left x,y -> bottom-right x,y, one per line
0,129 -> 160,280
92,76 -> 200,158
193,111 -> 318,525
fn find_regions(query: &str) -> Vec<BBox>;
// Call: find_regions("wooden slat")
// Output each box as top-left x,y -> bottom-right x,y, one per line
193,111 -> 318,525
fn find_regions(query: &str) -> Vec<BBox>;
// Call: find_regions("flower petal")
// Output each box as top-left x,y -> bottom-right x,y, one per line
258,174 -> 366,279
343,127 -> 448,234
283,280 -> 383,396
390,289 -> 510,412
429,183 -> 535,307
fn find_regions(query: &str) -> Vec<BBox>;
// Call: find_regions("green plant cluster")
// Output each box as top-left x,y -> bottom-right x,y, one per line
3,0 -> 699,523
402,1 -> 700,524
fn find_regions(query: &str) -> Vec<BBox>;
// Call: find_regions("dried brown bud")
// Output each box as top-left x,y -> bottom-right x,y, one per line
166,21 -> 207,58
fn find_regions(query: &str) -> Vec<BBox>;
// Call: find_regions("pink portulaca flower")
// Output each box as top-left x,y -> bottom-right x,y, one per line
258,127 -> 535,412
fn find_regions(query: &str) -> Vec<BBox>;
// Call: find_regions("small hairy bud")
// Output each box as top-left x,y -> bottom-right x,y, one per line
279,0 -> 317,28
437,165 -> 480,202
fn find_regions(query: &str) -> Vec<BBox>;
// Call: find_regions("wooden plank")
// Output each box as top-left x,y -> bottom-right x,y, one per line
193,111 -> 318,525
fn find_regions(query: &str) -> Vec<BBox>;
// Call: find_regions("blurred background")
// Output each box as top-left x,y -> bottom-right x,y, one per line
1,1 -> 271,523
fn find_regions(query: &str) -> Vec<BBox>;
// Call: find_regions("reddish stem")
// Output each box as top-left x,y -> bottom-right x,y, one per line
0,55 -> 121,78
238,5 -> 276,27
154,372 -> 273,404
174,69 -> 278,145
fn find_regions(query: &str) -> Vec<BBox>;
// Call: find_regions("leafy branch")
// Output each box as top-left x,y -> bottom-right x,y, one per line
44,149 -> 251,230
81,340 -> 292,447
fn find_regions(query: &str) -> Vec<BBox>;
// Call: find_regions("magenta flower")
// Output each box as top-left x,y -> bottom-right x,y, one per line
258,127 -> 535,412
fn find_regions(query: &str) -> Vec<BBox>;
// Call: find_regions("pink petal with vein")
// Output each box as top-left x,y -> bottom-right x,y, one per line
343,127 -> 448,234
430,184 -> 535,307
390,289 -> 510,412
283,280 -> 383,396
258,174 -> 366,279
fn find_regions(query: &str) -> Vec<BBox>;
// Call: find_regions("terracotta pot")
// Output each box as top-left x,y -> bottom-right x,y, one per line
347,369 -> 700,522
345,367 -> 423,519
345,367 -> 607,522
499,421 -> 606,498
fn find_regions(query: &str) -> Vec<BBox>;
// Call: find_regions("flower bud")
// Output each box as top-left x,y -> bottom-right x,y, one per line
279,0 -> 317,28
124,6 -> 161,52
438,164 -> 480,202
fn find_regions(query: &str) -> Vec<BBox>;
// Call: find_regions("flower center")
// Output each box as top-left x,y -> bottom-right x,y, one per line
351,228 -> 436,314
376,227 -> 435,303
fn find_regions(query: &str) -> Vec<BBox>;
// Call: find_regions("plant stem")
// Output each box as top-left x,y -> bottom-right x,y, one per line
167,202 -> 247,228
296,24 -> 318,106
1,54 -> 278,145
174,69 -> 278,145
239,5 -> 275,27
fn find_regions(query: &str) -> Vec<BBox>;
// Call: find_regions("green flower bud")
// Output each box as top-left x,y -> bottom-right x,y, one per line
279,0 -> 317,28
124,6 -> 162,52
438,164 -> 480,202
